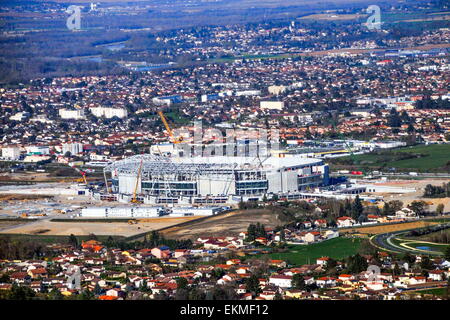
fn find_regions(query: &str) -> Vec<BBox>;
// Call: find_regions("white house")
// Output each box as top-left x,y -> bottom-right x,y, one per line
303,232 -> 321,243
427,270 -> 445,281
59,109 -> 86,120
395,207 -> 417,219
90,107 -> 128,119
364,281 -> 385,291
269,275 -> 292,288
336,216 -> 356,227
316,257 -> 329,266
315,277 -> 336,288
1,147 -> 21,160
260,101 -> 284,110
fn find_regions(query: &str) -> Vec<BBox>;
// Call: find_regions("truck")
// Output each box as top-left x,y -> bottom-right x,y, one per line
409,172 -> 418,176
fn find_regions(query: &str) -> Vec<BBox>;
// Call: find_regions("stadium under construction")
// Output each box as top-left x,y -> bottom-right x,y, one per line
97,154 -> 330,205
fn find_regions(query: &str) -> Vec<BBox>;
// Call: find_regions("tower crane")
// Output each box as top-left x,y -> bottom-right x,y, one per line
157,111 -> 183,144
131,156 -> 144,203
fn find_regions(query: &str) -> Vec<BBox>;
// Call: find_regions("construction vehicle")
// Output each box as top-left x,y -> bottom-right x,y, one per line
157,111 -> 183,144
127,220 -> 137,225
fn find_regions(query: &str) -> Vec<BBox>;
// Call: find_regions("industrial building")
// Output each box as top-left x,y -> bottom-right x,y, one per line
80,206 -> 225,218
81,206 -> 166,218
102,154 -> 329,204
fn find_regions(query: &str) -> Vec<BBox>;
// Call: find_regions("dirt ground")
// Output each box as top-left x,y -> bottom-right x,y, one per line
0,220 -> 31,232
161,208 -> 283,240
364,179 -> 450,212
0,216 -> 202,237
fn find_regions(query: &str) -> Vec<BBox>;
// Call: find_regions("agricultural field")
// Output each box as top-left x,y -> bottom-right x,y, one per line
247,237 -> 362,266
340,220 -> 440,235
332,144 -> 450,172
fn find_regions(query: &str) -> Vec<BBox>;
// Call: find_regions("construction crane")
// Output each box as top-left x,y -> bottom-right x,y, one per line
335,131 -> 365,176
131,156 -> 144,203
69,164 -> 88,184
157,111 -> 183,144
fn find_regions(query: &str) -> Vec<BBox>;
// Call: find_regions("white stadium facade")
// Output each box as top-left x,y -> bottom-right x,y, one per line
101,154 -> 330,205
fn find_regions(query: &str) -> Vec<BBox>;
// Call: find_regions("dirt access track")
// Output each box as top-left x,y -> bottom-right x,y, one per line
160,208 -> 283,240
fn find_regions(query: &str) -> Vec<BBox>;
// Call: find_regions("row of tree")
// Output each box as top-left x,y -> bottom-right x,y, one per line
423,183 -> 450,198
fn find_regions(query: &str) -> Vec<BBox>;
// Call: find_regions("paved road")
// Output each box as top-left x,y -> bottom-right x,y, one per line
370,228 -> 445,256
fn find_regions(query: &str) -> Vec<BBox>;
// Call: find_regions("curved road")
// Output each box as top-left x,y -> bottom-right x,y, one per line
370,229 -> 446,256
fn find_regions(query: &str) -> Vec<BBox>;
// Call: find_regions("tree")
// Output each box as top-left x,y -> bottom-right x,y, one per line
68,234 -> 79,248
351,195 -> 364,220
78,289 -> 95,300
444,245 -> 450,262
0,274 -> 10,283
274,291 -> 283,300
48,287 -> 64,300
280,229 -> 286,242
87,233 -> 98,241
393,263 -> 401,276
387,108 -> 402,128
325,258 -> 338,272
189,288 -> 206,300
389,200 -> 403,212
245,275 -> 261,296
175,288 -> 189,300
292,274 -> 306,290
93,283 -> 102,296
381,202 -> 391,216
408,201 -> 429,216
347,254 -> 368,274
402,252 -> 416,265
436,203 -> 445,216
420,256 -> 433,270
176,277 -> 188,290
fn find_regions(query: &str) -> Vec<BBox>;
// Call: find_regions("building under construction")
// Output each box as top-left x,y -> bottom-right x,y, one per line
101,154 -> 329,205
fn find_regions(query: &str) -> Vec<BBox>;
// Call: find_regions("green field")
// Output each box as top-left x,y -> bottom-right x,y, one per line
411,287 -> 448,297
249,237 -> 362,266
334,144 -> 450,172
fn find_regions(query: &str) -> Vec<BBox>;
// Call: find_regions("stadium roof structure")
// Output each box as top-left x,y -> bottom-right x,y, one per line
103,154 -> 240,176
104,154 -> 323,176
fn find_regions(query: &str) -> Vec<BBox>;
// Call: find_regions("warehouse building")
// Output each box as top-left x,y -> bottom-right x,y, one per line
81,206 -> 166,218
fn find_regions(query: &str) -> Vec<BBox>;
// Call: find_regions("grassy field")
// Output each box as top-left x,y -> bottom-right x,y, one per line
248,237 -> 362,266
410,287 -> 448,297
333,144 -> 450,172
404,241 -> 447,252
